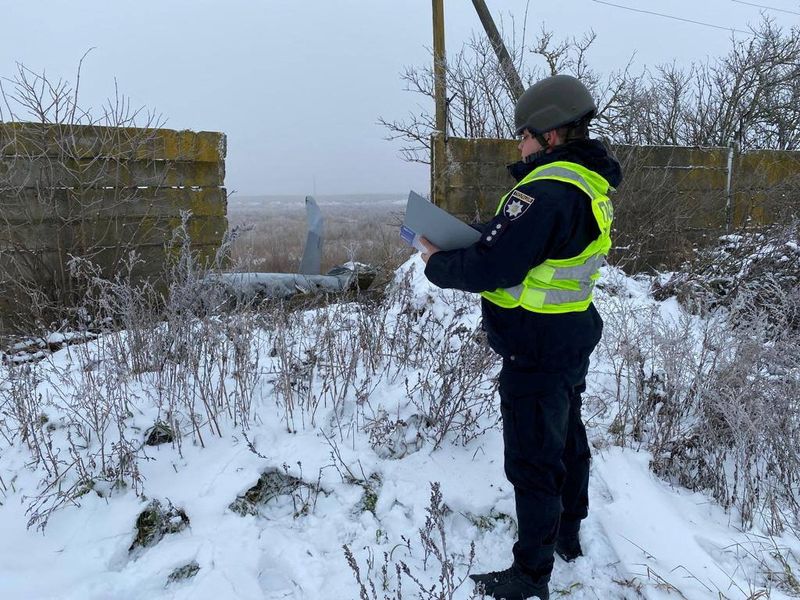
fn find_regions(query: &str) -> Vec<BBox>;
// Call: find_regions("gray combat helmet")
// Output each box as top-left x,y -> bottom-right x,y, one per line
514,74 -> 596,135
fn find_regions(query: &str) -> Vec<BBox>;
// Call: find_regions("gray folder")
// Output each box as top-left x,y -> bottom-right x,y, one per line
400,191 -> 481,251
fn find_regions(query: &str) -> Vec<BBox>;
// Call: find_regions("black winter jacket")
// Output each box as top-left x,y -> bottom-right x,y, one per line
424,139 -> 623,372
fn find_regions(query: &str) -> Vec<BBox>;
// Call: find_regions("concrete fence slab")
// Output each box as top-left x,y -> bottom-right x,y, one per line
0,123 -> 226,162
432,134 -> 800,270
0,123 -> 228,331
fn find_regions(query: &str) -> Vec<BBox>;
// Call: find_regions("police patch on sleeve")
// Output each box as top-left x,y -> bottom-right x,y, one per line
503,189 -> 535,220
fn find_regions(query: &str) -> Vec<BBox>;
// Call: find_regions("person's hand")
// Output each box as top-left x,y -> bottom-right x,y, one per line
419,237 -> 440,264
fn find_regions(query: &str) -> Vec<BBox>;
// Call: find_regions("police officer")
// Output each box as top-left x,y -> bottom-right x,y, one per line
420,74 -> 621,600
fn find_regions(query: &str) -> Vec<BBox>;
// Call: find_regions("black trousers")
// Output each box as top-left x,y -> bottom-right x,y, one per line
499,357 -> 591,584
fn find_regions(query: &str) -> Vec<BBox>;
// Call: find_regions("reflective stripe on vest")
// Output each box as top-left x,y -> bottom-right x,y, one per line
480,161 -> 614,314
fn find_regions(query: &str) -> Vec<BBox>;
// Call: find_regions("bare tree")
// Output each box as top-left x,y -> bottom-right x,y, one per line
0,56 -> 167,331
381,15 -> 800,161
606,18 -> 800,151
379,23 -> 633,165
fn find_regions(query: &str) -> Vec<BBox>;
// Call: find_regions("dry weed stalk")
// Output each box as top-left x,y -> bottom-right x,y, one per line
343,482 -> 482,600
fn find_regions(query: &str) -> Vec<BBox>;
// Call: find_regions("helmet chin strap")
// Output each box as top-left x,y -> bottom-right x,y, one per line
523,149 -> 547,164
523,132 -> 551,164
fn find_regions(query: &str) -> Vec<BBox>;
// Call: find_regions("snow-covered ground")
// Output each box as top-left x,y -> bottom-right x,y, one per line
1,257 -> 797,600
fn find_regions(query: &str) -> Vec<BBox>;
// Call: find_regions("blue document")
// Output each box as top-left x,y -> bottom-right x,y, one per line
400,191 -> 482,251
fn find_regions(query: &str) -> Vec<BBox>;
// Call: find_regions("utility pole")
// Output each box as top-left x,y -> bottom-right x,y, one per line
471,0 -> 525,100
725,142 -> 737,233
432,0 -> 447,135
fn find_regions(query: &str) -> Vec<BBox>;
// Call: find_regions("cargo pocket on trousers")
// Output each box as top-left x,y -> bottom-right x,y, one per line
500,388 -> 543,459
513,394 -> 545,455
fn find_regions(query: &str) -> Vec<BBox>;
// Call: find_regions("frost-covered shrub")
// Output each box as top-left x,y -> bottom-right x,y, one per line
0,219 -> 264,529
403,321 -> 498,450
1,251 -> 499,531
268,262 -> 499,449
607,304 -> 800,530
365,412 -> 427,459
343,482 -> 482,600
652,220 -> 800,328
1,343 -> 147,531
597,224 -> 800,533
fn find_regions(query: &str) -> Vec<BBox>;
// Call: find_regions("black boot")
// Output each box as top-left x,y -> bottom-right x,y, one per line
554,534 -> 583,562
469,565 -> 515,587
470,564 -> 549,600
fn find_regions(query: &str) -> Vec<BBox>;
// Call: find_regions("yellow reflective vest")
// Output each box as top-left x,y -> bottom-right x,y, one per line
480,161 -> 614,314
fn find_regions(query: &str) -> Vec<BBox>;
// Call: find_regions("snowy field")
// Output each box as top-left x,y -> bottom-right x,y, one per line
227,194 -> 410,275
1,256 -> 798,600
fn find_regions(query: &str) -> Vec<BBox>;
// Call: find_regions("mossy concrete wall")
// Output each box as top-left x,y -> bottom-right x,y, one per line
431,134 -> 800,270
0,123 -> 227,327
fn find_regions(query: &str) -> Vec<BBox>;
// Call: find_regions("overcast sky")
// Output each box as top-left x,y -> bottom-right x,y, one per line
1,1 -> 798,196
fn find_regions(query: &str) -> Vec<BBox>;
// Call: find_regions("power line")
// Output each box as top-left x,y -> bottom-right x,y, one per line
731,0 -> 800,16
590,0 -> 751,35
